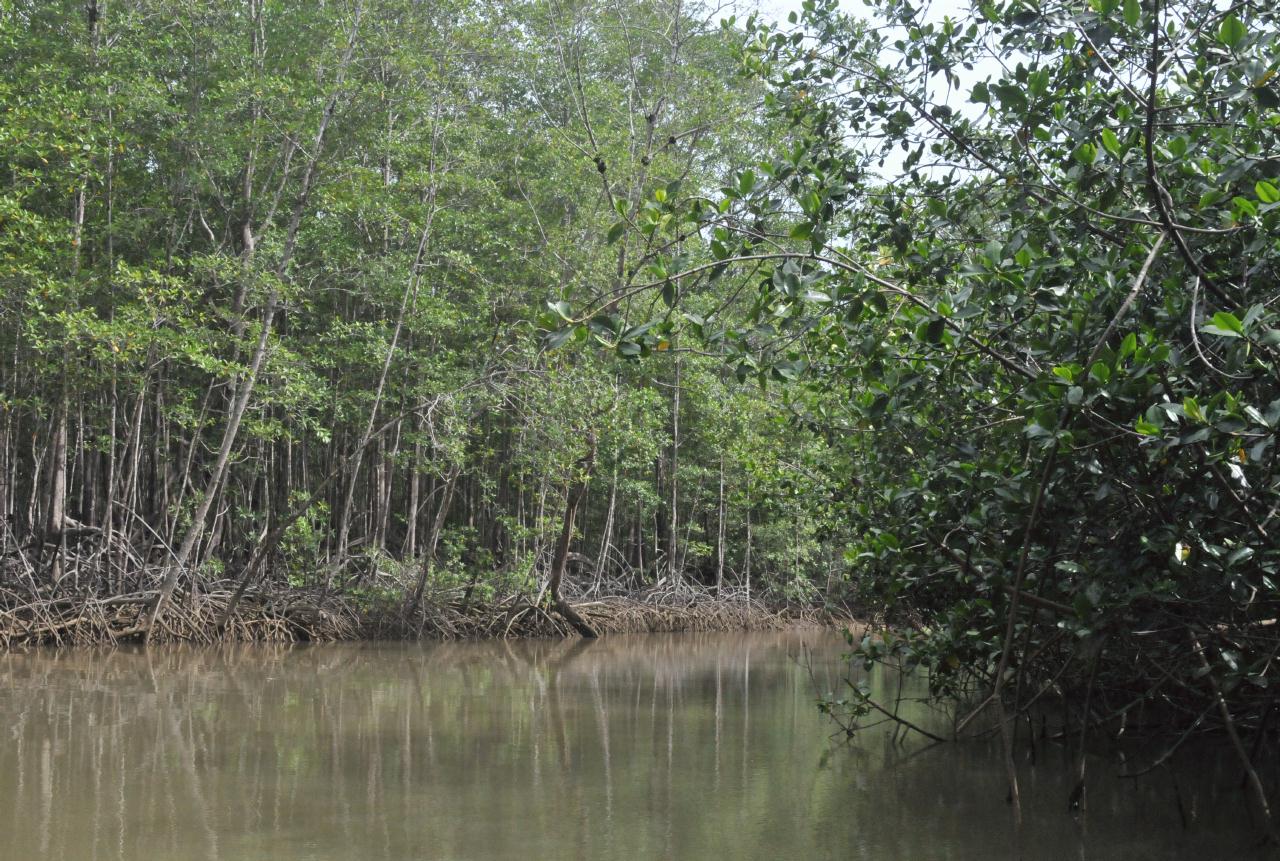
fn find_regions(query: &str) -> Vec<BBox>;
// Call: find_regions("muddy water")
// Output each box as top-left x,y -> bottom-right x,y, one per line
0,631 -> 1264,860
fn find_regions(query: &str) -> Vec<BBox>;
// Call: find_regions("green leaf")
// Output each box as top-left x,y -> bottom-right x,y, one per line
547,300 -> 573,320
1233,196 -> 1259,218
1122,0 -> 1140,26
1100,128 -> 1121,157
1217,13 -> 1246,48
544,327 -> 575,349
606,221 -> 627,244
1242,303 -> 1265,330
1256,180 -> 1280,204
1073,141 -> 1098,165
772,360 -> 805,381
1198,189 -> 1224,209
1226,546 -> 1254,567
1202,311 -> 1244,338
790,222 -> 813,240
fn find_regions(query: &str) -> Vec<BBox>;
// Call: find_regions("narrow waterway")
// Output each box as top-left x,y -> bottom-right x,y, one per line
0,631 -> 1264,859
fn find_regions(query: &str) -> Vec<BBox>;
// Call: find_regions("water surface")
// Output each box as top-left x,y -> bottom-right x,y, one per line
0,631 -> 1264,859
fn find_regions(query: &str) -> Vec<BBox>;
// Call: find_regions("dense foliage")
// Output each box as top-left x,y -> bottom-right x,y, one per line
0,0 -> 855,636
556,0 -> 1280,824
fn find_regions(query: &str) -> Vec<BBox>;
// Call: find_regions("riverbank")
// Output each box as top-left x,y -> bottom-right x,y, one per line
0,581 -> 852,647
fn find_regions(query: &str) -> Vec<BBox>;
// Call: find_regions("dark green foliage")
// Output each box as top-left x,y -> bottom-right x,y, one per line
583,0 -> 1280,804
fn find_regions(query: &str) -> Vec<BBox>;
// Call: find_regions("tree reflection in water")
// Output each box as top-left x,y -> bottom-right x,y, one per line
0,632 -> 1265,860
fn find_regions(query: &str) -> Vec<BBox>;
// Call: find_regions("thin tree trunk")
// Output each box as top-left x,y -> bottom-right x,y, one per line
547,434 -> 597,638
595,464 -> 618,592
141,3 -> 364,638
219,406 -> 410,628
374,418 -> 401,552
403,434 -> 421,559
407,463 -> 460,614
44,403 -> 68,584
335,99 -> 442,564
716,454 -> 725,594
104,364 -> 118,590
668,354 -> 680,584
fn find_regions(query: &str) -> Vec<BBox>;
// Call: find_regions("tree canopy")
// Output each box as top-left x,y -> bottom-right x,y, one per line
553,0 -> 1280,825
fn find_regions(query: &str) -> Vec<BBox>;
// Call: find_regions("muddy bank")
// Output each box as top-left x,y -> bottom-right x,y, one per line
0,581 -> 852,647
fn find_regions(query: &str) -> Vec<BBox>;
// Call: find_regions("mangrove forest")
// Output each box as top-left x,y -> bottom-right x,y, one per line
2,0 -> 1280,849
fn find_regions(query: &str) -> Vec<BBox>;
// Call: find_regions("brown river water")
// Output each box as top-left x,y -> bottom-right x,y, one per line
0,630 -> 1268,860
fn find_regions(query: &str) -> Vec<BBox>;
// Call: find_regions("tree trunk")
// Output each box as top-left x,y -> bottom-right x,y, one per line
667,354 -> 680,584
546,434 -> 598,638
407,463 -> 460,614
403,435 -> 421,559
595,463 -> 618,592
44,401 -> 68,584
716,454 -> 725,594
141,2 -> 364,639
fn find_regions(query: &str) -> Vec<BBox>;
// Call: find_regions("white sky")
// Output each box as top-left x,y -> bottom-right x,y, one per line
750,0 -> 1008,176
757,0 -> 1006,102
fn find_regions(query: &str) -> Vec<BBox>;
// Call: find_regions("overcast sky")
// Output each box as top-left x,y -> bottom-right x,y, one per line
748,0 -> 1004,177
755,0 -> 1005,106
